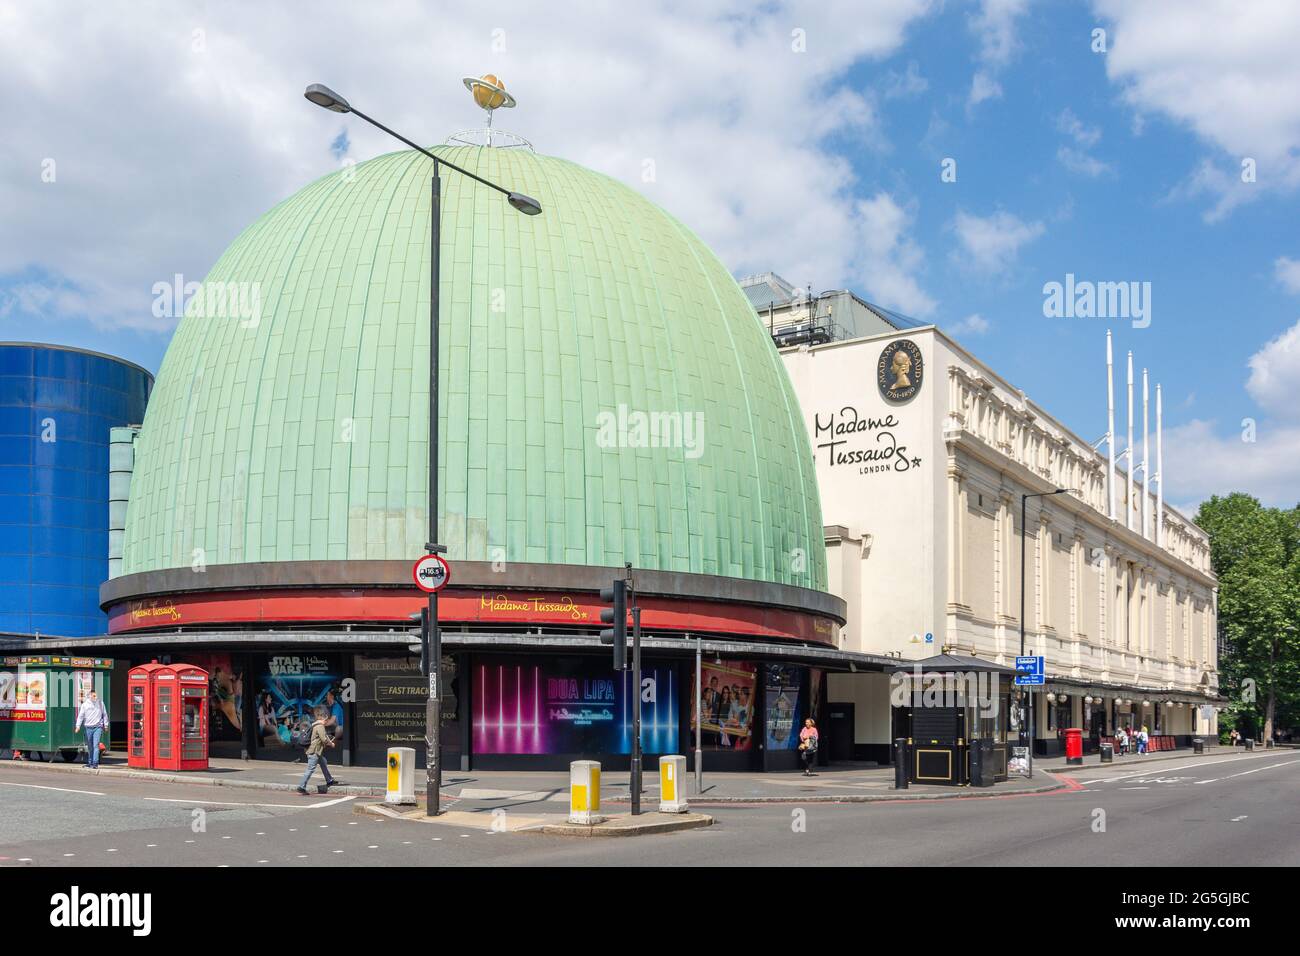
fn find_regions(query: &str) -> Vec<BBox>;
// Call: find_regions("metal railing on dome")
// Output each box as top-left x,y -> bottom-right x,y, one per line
444,128 -> 534,150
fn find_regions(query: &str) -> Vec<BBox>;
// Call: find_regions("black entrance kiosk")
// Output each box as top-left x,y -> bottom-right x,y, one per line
890,654 -> 1015,787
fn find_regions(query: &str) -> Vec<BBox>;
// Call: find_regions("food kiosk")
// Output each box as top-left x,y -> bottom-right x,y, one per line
0,655 -> 114,762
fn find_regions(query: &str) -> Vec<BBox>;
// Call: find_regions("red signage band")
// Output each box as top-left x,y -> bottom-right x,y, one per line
107,587 -> 839,646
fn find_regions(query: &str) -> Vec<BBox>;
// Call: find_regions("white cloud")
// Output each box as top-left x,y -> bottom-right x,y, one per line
968,71 -> 1003,108
1161,317 -> 1300,507
949,313 -> 990,336
1055,109 -> 1111,177
1057,146 -> 1112,178
1095,0 -> 1300,219
1246,317 -> 1300,418
1056,108 -> 1101,148
970,0 -> 1031,67
1275,256 -> 1300,294
0,1 -> 936,332
882,60 -> 928,99
1163,418 -> 1300,508
949,209 -> 1045,275
966,0 -> 1032,108
852,192 -> 936,316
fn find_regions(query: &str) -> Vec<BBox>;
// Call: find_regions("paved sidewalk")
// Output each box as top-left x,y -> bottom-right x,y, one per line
2,751 -> 1066,803
10,743 -> 1274,805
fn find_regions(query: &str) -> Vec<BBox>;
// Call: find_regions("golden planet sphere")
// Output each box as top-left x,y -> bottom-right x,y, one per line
472,74 -> 507,110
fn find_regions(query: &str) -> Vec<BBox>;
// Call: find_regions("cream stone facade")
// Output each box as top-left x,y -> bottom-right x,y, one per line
782,325 -> 1220,756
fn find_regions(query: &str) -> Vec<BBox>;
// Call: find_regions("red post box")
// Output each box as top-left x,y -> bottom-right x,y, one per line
127,661 -> 167,769
152,663 -> 209,771
1064,727 -> 1084,765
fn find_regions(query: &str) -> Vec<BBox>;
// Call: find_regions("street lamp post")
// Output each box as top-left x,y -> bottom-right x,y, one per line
1020,487 -> 1072,776
305,83 -> 541,816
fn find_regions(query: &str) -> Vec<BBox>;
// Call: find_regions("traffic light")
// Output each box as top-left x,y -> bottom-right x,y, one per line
599,579 -> 628,670
409,608 -> 430,676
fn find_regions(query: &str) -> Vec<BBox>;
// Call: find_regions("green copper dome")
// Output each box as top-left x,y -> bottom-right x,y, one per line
122,145 -> 825,588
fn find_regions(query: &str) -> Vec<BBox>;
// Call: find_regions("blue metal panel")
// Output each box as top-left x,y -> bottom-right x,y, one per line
0,345 -> 152,636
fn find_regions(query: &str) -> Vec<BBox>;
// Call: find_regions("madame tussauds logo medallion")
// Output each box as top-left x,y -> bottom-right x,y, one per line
877,339 -> 923,403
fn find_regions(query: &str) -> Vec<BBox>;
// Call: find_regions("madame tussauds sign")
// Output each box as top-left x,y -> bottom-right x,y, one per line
813,406 -> 921,475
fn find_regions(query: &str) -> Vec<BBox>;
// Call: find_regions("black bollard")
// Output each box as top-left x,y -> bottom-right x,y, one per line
894,737 -> 909,790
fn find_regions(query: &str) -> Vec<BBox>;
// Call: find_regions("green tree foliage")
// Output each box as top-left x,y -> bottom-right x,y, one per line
1195,493 -> 1300,742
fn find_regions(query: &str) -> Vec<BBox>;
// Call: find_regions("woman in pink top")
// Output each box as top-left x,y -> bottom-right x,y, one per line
798,718 -> 819,776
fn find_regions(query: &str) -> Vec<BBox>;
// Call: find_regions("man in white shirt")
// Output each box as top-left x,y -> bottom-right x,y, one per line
73,691 -> 109,769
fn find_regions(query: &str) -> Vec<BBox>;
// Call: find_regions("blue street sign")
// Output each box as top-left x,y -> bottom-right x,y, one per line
1014,655 -> 1044,686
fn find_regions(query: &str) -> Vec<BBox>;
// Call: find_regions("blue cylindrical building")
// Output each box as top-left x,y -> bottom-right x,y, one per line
0,344 -> 152,636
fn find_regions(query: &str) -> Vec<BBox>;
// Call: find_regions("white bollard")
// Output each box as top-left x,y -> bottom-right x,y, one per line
659,755 -> 688,813
569,760 -> 602,824
385,747 -> 416,805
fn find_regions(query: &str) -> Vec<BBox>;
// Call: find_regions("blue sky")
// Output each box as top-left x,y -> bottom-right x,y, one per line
2,0 -> 1298,509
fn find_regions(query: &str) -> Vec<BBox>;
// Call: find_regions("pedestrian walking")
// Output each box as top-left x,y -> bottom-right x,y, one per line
295,706 -> 340,795
1137,725 -> 1149,755
1230,729 -> 1241,747
73,690 -> 109,769
1116,726 -> 1128,755
798,717 -> 819,776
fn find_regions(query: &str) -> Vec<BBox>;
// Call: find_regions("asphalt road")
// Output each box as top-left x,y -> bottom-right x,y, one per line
1,750 -> 1296,867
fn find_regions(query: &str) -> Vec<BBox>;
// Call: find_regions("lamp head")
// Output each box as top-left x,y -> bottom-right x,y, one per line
507,191 -> 542,216
305,83 -> 351,113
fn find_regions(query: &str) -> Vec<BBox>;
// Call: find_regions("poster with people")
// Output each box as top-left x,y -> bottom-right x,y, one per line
254,654 -> 345,751
764,663 -> 805,750
204,654 -> 244,741
691,661 -> 756,751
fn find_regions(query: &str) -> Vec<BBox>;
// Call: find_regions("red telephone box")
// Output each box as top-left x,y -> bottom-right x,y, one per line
127,661 -> 166,769
153,663 -> 209,771
126,661 -> 209,770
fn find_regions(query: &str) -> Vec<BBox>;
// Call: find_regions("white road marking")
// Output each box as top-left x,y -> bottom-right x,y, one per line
1194,779 -> 1218,785
1231,815 -> 1248,822
1222,760 -> 1300,780
0,781 -> 104,796
1120,786 -> 1150,790
1089,750 -> 1290,784
144,796 -> 345,809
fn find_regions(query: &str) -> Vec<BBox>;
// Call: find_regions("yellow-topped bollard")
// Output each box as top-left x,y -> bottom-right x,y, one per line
386,747 -> 416,805
569,760 -> 602,824
659,755 -> 688,813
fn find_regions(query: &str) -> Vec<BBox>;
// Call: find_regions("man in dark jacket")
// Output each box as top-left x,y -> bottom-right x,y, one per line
296,706 -> 339,795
